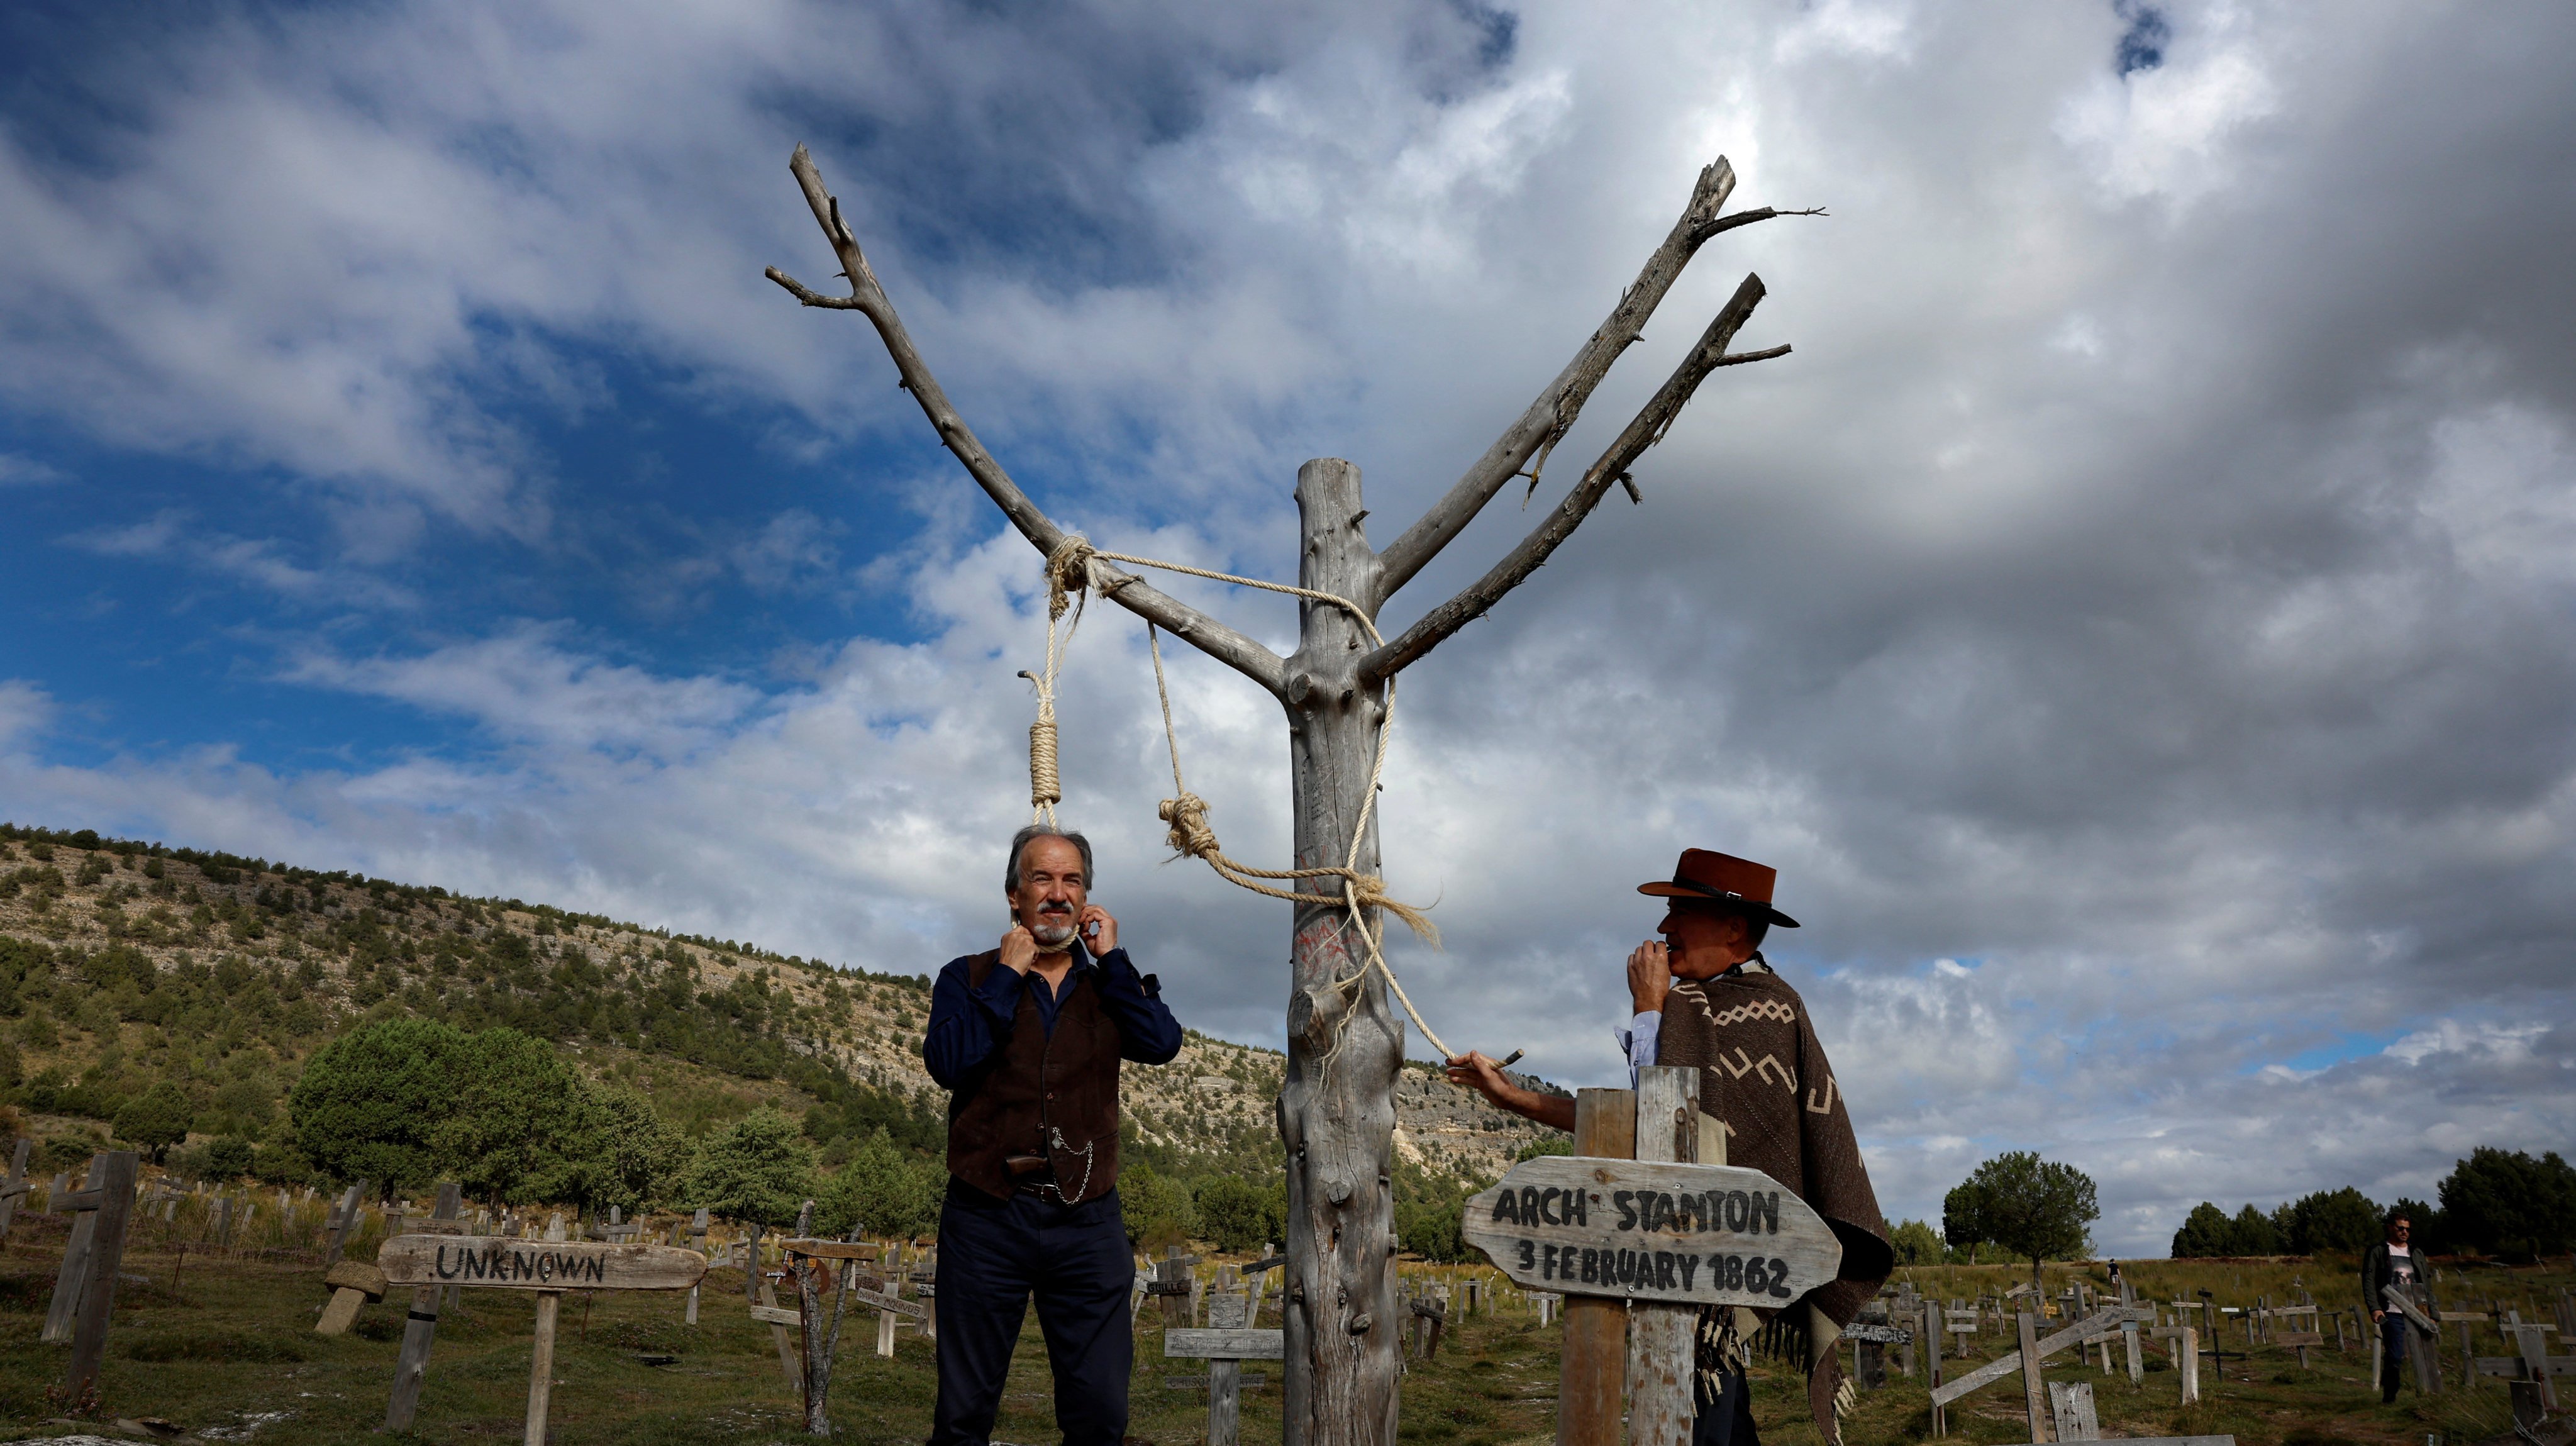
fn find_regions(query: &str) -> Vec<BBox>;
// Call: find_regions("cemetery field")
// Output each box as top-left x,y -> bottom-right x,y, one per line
3,1224 -> 2568,1446
1804,1259 -> 2574,1446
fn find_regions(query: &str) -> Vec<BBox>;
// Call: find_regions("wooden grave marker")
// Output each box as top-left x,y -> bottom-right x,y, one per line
1167,1291 -> 1282,1446
1460,1071 -> 1845,1446
42,1150 -> 141,1405
2383,1284 -> 2442,1396
779,1236 -> 889,1435
1930,1301 -> 2158,1438
0,1138 -> 30,1246
316,1258 -> 389,1335
2046,1380 -> 2100,1441
321,1181 -> 369,1266
380,1218 -> 706,1446
381,1182 -> 463,1432
1151,1246 -> 1199,1328
686,1208 -> 710,1324
1459,1147 -> 1844,1311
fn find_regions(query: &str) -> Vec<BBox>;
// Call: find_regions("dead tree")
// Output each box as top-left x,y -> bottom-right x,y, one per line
767,145 -> 1802,1446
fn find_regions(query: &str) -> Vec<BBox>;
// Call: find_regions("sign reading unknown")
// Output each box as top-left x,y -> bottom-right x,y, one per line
1461,1157 -> 1841,1308
378,1235 -> 707,1293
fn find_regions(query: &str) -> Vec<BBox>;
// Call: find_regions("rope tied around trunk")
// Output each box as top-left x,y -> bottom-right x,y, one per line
1028,533 -> 1453,1059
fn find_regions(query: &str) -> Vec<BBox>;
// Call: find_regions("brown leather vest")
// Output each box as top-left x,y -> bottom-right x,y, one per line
945,950 -> 1124,1204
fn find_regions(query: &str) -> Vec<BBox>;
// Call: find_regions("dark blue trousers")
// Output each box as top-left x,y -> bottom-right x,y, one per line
2380,1310 -> 2412,1401
932,1179 -> 1134,1446
1692,1363 -> 1760,1446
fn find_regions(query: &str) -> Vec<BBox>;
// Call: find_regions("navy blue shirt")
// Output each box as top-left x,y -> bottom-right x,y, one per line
922,943 -> 1184,1090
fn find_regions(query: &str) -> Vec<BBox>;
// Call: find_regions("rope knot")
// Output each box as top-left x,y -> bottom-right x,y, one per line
1157,792 -> 1221,861
1344,875 -> 1440,948
1029,718 -> 1062,811
1045,535 -> 1096,620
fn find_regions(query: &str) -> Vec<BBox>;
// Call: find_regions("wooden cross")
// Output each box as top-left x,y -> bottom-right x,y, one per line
1166,1292 -> 1282,1446
321,1181 -> 369,1266
685,1208 -> 709,1325
1930,1301 -> 2158,1438
380,1183 -> 464,1432
1150,1247 -> 1200,1328
40,1150 -> 141,1404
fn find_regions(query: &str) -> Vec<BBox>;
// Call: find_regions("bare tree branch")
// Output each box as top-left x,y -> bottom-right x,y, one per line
1687,206 -> 1826,247
1357,274 -> 1774,682
765,146 -> 1286,696
1370,165 -> 1817,605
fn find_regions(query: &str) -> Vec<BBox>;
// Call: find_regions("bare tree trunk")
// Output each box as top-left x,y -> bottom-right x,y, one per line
1278,459 -> 1402,1446
765,147 -> 1806,1446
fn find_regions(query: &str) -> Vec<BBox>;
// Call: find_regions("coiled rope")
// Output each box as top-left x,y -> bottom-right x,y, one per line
1029,533 -> 1453,1059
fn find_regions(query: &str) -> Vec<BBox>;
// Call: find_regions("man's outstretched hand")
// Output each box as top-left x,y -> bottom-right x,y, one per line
1445,1051 -> 1577,1133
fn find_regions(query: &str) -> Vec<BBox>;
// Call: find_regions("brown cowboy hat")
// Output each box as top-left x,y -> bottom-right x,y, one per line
1637,848 -> 1801,928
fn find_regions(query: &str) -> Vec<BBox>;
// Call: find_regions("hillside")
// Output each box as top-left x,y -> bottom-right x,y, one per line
0,821 -> 1558,1206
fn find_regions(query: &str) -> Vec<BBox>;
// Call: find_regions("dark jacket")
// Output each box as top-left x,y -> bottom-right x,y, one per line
2362,1240 -> 2428,1315
924,945 -> 1180,1204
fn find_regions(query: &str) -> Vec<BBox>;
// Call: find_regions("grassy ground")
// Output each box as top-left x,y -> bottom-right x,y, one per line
3,1217 -> 2564,1446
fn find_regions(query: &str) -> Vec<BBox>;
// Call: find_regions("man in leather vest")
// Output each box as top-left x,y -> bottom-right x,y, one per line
1443,848 -> 1891,1446
924,824 -> 1184,1446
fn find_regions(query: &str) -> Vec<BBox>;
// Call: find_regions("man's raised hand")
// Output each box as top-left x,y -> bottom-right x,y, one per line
1628,940 -> 1672,1013
1079,904 -> 1118,955
999,925 -> 1039,974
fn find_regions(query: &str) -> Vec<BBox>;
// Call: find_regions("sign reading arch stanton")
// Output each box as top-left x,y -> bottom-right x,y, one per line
1460,1157 -> 1842,1308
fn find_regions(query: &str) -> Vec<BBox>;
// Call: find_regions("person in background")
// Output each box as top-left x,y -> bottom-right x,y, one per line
2362,1210 -> 2426,1404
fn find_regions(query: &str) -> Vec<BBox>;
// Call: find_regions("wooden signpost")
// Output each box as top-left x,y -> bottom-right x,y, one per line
1460,1069 -> 1841,1446
379,1226 -> 707,1445
1458,1146 -> 1843,1310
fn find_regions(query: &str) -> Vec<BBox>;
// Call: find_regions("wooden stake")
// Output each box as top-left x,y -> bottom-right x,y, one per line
1557,1088 -> 1635,1446
1624,1067 -> 1700,1446
524,1214 -> 567,1446
65,1151 -> 140,1404
2019,1311 -> 2051,1443
760,1280 -> 802,1391
323,1181 -> 369,1266
0,1137 -> 30,1245
42,1154 -> 108,1343
384,1182 -> 463,1433
687,1208 -> 709,1325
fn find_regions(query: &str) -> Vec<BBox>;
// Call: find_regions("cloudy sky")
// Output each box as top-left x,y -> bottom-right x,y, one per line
4,0 -> 2573,1255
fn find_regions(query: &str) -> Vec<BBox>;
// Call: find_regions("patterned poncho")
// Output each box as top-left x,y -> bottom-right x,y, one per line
1657,964 -> 1892,1445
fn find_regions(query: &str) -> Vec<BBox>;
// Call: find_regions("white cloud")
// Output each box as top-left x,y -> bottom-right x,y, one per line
5,0 -> 2576,1257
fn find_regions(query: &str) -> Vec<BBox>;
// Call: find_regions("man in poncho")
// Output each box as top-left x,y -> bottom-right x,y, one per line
1447,848 -> 1894,1446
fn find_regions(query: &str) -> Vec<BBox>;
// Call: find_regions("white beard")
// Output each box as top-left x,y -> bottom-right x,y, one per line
1031,918 -> 1079,950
